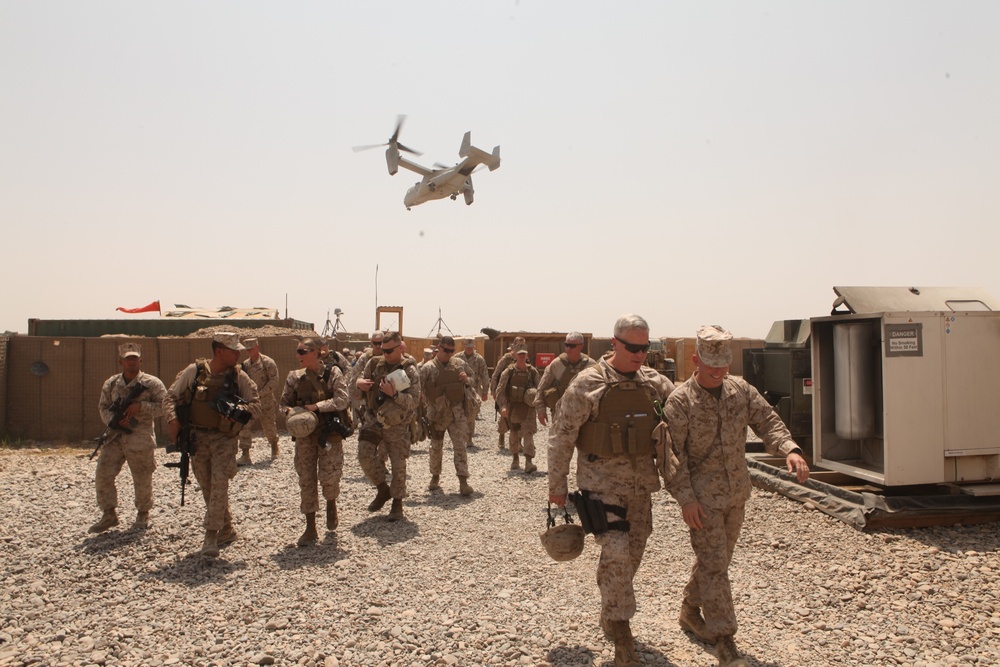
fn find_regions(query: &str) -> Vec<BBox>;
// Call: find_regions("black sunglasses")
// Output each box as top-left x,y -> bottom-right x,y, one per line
296,348 -> 313,355
614,337 -> 650,354
372,341 -> 383,346
564,343 -> 581,348
381,345 -> 400,353
440,347 -> 455,354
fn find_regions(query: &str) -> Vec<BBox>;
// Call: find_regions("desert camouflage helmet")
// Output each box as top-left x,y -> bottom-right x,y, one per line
286,407 -> 319,438
539,507 -> 585,561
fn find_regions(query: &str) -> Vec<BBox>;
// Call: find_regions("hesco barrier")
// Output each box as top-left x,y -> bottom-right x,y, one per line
2,335 -> 304,443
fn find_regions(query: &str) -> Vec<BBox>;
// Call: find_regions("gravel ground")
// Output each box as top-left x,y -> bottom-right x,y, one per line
1,402 -> 999,667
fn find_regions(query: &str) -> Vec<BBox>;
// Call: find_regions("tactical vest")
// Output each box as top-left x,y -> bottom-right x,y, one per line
187,360 -> 244,435
425,364 -> 465,404
365,358 -> 414,411
577,370 -> 658,458
293,368 -> 328,406
545,354 -> 591,409
507,368 -> 530,404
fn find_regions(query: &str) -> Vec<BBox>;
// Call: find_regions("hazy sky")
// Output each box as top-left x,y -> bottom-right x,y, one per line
3,2 -> 998,340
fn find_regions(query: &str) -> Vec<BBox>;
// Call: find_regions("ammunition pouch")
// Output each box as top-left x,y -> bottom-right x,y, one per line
568,490 -> 629,535
359,425 -> 383,445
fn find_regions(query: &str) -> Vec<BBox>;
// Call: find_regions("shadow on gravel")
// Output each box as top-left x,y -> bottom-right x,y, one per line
677,634 -> 780,667
270,539 -> 350,570
409,490 -> 482,510
141,552 -> 249,586
552,640 -> 681,667
545,645 -> 594,666
76,527 -> 146,554
349,515 -> 420,546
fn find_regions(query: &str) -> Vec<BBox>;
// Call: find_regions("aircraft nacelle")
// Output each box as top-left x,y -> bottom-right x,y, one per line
385,145 -> 399,175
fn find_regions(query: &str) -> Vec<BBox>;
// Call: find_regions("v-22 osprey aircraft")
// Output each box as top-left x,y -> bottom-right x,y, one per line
353,116 -> 500,210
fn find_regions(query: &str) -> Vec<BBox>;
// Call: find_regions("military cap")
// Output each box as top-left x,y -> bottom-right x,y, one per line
423,348 -> 434,357
213,331 -> 246,351
118,342 -> 141,359
464,336 -> 475,345
696,325 -> 733,367
515,348 -> 529,356
242,337 -> 259,349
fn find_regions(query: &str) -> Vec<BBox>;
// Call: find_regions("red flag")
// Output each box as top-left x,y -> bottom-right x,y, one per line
116,300 -> 160,314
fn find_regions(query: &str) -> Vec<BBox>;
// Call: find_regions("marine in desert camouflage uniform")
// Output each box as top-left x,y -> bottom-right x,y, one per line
534,331 -> 595,428
355,331 -> 421,521
280,337 -> 349,546
237,337 -> 280,464
460,336 -> 489,440
490,336 -> 526,449
496,348 -> 540,473
349,331 -> 384,423
419,336 -> 477,495
89,343 -> 169,534
166,332 -> 260,557
548,315 -> 674,667
665,325 -> 809,667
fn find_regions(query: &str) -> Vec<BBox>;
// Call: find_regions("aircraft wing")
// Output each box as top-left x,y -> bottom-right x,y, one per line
397,156 -> 434,178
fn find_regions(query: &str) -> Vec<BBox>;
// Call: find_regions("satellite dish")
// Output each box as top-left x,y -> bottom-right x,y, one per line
30,361 -> 49,377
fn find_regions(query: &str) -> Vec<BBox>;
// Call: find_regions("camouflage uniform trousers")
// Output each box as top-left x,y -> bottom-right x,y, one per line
190,429 -> 239,531
294,433 -> 343,514
95,432 -> 156,512
238,394 -> 279,453
428,414 -> 470,478
358,424 -> 411,500
466,400 -> 480,438
508,405 -> 537,458
683,500 -> 745,639
591,490 -> 653,623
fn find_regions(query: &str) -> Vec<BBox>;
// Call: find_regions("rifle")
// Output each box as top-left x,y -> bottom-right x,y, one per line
164,374 -> 199,506
89,380 -> 147,461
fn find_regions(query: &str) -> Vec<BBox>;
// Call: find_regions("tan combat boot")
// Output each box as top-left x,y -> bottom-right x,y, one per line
217,522 -> 238,547
236,449 -> 252,466
523,456 -> 537,474
297,512 -> 318,546
132,511 -> 151,530
201,530 -> 220,557
270,440 -> 280,459
498,433 -> 505,450
88,509 -> 119,534
387,498 -> 404,522
326,500 -> 338,530
716,635 -> 748,667
608,620 -> 641,667
368,482 -> 391,511
679,601 -> 713,642
510,453 -> 520,470
427,475 -> 441,491
458,477 -> 474,496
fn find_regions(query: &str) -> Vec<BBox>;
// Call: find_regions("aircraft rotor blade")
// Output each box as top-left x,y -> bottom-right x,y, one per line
352,143 -> 386,153
396,142 -> 422,156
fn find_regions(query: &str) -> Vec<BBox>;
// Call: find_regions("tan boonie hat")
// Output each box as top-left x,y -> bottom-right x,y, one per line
696,325 -> 733,367
118,342 -> 141,358
242,337 -> 259,349
213,331 -> 246,351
